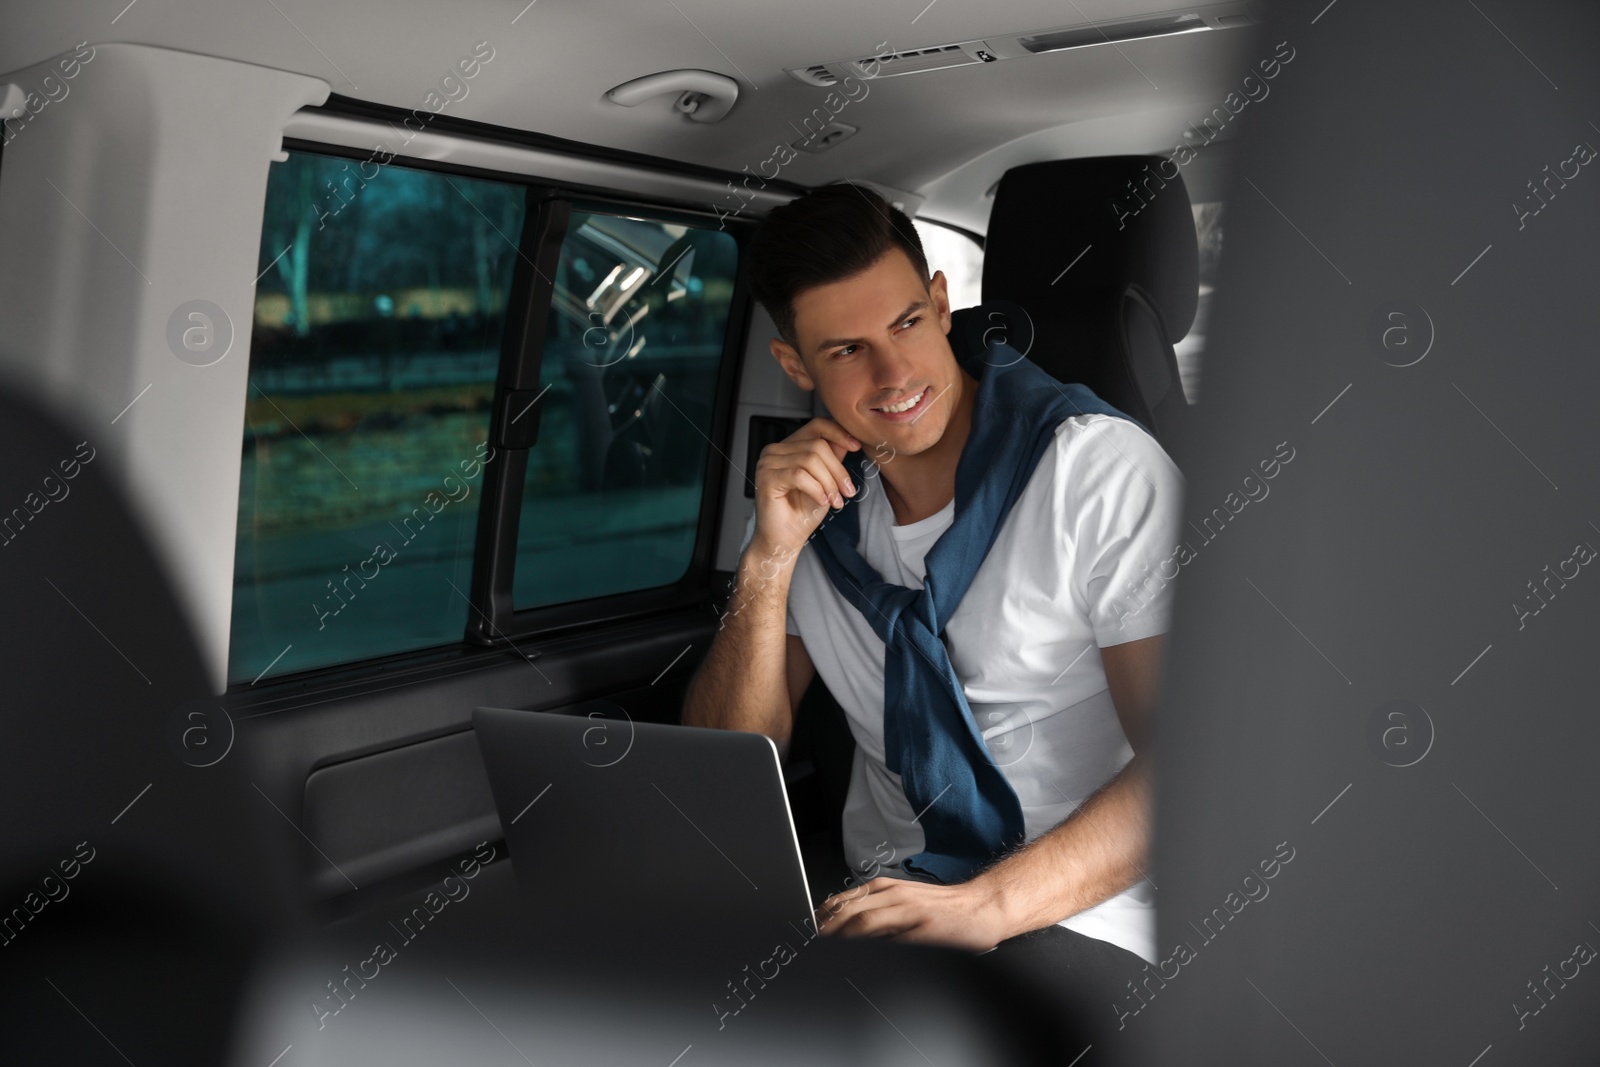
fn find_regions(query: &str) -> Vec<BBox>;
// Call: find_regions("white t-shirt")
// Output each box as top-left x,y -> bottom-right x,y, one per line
741,412 -> 1184,964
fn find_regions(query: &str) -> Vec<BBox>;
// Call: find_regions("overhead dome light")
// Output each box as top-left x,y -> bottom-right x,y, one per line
792,121 -> 858,153
1018,12 -> 1210,54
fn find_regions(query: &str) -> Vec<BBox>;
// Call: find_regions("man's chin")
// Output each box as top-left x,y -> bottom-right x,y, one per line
863,417 -> 942,457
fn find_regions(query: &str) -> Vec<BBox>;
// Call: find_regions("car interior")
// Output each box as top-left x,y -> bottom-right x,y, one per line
3,0 -> 1597,1063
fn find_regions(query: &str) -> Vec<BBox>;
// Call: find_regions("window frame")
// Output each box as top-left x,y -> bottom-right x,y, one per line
226,141 -> 757,695
469,191 -> 753,645
914,215 -> 986,253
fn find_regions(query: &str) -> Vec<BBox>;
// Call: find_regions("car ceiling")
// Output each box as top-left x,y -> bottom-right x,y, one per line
2,0 -> 1254,231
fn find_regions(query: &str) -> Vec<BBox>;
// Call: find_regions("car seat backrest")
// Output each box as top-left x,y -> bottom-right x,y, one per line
0,378 -> 290,1063
981,155 -> 1198,451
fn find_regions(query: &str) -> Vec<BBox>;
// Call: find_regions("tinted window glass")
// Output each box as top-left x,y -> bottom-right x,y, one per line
913,218 -> 984,310
229,152 -> 525,684
1173,200 -> 1223,403
513,212 -> 737,610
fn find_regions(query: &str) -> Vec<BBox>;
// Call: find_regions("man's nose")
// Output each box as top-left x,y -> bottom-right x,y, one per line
867,343 -> 917,393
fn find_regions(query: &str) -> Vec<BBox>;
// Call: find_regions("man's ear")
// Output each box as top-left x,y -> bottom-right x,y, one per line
928,270 -> 953,334
769,337 -> 816,391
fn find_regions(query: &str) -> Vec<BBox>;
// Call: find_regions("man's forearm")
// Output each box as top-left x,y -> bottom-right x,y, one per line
974,754 -> 1152,939
681,537 -> 796,748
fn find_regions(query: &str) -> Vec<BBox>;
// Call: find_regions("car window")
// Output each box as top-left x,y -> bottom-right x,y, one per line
512,211 -> 738,610
228,151 -> 525,684
1173,199 -> 1223,403
913,218 -> 984,310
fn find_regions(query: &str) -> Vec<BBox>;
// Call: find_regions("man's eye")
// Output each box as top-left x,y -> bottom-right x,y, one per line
834,345 -> 857,359
899,316 -> 921,331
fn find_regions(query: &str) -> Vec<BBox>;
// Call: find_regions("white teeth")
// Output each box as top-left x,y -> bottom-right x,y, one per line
877,388 -> 924,414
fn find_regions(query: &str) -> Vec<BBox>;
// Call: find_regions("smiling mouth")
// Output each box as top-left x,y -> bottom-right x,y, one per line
871,385 -> 931,418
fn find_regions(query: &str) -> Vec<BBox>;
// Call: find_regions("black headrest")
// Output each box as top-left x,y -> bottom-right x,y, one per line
984,156 -> 1199,340
946,301 -> 1034,371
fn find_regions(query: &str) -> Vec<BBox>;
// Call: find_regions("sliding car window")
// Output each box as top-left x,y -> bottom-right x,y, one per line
229,150 -> 525,684
512,211 -> 738,610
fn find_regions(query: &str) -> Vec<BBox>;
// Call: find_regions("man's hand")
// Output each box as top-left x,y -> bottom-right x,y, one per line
815,875 -> 1019,953
751,417 -> 860,556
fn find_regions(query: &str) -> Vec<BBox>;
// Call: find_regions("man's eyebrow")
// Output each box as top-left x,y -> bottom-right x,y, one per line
810,299 -> 929,357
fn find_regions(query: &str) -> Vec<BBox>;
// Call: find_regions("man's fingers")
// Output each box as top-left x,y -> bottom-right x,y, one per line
812,878 -> 993,950
768,437 -> 856,502
769,449 -> 846,509
748,417 -> 865,552
828,903 -> 919,940
817,878 -> 905,932
784,467 -> 833,512
803,445 -> 856,505
820,876 -> 895,913
814,438 -> 859,499
803,417 -> 861,459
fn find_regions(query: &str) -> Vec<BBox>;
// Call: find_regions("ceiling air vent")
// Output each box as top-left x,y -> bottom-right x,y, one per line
784,42 -> 991,87
783,3 -> 1257,86
791,64 -> 838,88
852,43 -> 986,78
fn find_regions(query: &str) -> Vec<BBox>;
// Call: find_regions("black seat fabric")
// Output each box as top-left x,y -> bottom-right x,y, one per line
981,155 -> 1199,452
0,377 -> 290,1064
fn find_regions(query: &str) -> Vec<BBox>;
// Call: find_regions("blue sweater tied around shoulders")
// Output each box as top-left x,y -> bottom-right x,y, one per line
809,341 -> 1142,884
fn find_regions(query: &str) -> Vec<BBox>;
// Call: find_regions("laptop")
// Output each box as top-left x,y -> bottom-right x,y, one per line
473,703 -> 816,937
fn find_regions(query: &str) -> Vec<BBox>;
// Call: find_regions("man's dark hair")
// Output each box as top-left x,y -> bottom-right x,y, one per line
746,183 -> 930,351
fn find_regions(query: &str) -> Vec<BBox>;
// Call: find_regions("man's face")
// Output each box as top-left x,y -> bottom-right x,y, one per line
770,247 -> 958,458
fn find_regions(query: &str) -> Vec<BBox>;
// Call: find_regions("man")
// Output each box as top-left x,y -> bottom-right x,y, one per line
681,183 -> 1183,988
